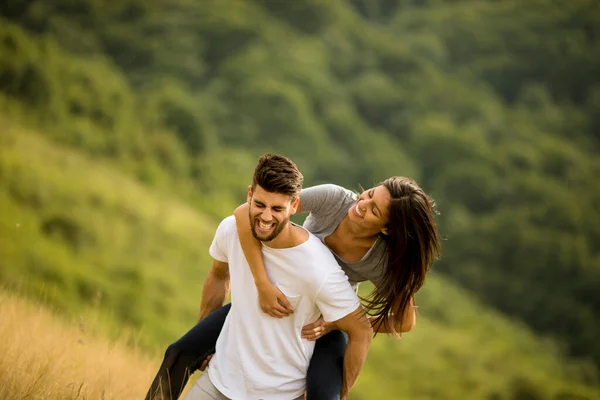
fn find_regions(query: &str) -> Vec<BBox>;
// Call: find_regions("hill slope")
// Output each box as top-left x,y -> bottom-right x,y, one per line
1,0 -> 599,365
0,118 -> 597,399
0,119 -> 220,349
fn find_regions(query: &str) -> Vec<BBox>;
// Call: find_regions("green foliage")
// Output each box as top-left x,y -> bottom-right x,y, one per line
1,124 -> 597,399
1,0 -> 600,395
0,126 -> 220,350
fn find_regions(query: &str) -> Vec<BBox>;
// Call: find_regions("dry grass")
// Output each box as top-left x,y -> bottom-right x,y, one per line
0,290 -> 162,399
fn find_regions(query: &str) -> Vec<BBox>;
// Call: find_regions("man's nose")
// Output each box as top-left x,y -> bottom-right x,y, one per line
261,209 -> 273,221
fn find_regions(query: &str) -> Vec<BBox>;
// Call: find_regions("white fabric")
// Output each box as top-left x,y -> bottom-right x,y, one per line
185,373 -> 305,400
185,373 -> 230,400
206,216 -> 360,400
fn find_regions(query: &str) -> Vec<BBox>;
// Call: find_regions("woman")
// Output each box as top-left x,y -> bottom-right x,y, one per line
145,177 -> 441,400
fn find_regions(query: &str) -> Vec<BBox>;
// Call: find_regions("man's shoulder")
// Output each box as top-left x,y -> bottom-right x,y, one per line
215,215 -> 237,237
299,233 -> 342,273
220,215 -> 236,225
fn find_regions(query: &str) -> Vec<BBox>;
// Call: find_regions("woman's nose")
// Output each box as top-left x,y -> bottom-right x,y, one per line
358,200 -> 367,213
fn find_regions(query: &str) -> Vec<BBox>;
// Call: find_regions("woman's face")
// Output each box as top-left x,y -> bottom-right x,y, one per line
348,185 -> 391,234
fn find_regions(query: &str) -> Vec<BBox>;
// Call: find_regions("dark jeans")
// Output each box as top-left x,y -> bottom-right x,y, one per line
145,303 -> 347,400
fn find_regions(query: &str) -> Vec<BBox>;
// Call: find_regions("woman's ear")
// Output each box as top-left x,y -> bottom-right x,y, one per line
381,227 -> 389,235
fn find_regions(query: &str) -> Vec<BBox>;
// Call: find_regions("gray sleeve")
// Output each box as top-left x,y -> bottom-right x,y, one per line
300,184 -> 354,215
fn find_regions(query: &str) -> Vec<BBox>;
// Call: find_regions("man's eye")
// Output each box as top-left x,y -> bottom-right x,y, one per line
372,207 -> 377,216
369,190 -> 374,198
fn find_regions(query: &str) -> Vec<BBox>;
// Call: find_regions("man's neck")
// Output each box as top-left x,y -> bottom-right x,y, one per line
263,223 -> 308,249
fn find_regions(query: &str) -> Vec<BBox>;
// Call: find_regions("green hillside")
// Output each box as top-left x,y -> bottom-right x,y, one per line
1,120 -> 597,399
0,122 -> 221,349
1,0 -> 599,397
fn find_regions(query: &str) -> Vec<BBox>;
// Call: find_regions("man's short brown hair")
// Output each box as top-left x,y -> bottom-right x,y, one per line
252,153 -> 303,199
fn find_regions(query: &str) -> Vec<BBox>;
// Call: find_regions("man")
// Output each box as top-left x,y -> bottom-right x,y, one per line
184,154 -> 372,400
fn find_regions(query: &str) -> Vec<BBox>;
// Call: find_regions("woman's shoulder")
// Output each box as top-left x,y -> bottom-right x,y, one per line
300,184 -> 356,215
301,184 -> 356,201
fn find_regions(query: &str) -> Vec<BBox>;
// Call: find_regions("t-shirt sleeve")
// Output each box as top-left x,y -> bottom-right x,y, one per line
315,269 -> 361,323
299,184 -> 354,215
208,216 -> 234,263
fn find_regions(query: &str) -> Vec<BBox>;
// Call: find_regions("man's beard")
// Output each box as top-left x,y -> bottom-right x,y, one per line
249,213 -> 288,242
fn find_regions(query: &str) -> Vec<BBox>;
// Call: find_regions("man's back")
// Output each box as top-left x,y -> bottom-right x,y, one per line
206,216 -> 359,400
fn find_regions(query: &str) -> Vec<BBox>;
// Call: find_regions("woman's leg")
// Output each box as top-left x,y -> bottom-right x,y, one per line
145,303 -> 231,400
305,330 -> 348,400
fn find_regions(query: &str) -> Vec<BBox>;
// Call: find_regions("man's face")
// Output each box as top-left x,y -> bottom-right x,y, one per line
247,185 -> 299,242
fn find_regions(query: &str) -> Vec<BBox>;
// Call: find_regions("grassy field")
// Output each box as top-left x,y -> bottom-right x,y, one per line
2,285 -> 597,400
0,290 -> 161,399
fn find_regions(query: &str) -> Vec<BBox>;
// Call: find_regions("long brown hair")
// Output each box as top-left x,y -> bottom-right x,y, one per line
365,176 -> 441,335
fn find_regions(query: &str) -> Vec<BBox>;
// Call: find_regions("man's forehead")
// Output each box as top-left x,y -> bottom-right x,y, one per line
252,185 -> 293,206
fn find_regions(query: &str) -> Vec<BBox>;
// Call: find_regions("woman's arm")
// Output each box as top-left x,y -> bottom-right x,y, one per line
233,203 -> 293,318
369,296 -> 417,335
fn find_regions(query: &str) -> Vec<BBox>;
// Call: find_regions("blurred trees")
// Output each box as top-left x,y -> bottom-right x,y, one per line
1,0 -> 599,370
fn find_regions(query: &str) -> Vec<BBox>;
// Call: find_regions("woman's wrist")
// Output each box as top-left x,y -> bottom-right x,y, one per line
254,277 -> 272,288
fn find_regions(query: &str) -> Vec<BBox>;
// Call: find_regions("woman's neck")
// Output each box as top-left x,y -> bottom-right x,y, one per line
325,215 -> 381,262
336,215 -> 380,242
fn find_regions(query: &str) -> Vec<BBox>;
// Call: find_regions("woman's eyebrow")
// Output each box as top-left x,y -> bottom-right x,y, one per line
373,202 -> 382,216
372,190 -> 382,216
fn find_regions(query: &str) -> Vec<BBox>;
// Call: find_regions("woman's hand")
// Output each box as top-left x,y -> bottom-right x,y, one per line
301,316 -> 331,341
257,280 -> 293,318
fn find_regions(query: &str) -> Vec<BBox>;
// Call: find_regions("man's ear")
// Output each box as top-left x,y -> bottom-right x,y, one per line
247,185 -> 253,204
290,196 -> 300,215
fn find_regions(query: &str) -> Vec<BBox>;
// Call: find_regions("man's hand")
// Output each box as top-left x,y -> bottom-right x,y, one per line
199,354 -> 213,372
257,280 -> 294,318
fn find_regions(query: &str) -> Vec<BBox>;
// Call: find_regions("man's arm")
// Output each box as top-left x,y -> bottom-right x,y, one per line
329,306 -> 373,400
369,296 -> 417,334
198,259 -> 230,321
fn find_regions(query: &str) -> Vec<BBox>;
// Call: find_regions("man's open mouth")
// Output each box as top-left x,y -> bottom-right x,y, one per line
256,220 -> 275,232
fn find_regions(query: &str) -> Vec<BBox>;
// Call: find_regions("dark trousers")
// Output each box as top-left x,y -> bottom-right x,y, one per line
145,304 -> 347,400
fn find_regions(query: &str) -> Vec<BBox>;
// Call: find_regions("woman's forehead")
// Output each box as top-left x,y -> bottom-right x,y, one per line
367,184 -> 391,197
366,185 -> 392,217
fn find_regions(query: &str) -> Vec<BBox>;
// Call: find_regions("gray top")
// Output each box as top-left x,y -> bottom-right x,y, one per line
300,184 -> 387,288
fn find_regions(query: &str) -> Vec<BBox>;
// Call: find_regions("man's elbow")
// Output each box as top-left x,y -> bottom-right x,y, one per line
400,319 -> 415,333
350,318 -> 374,343
399,313 -> 416,333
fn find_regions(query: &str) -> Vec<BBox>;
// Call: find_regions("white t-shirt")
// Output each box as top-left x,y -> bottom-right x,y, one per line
206,216 -> 360,400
